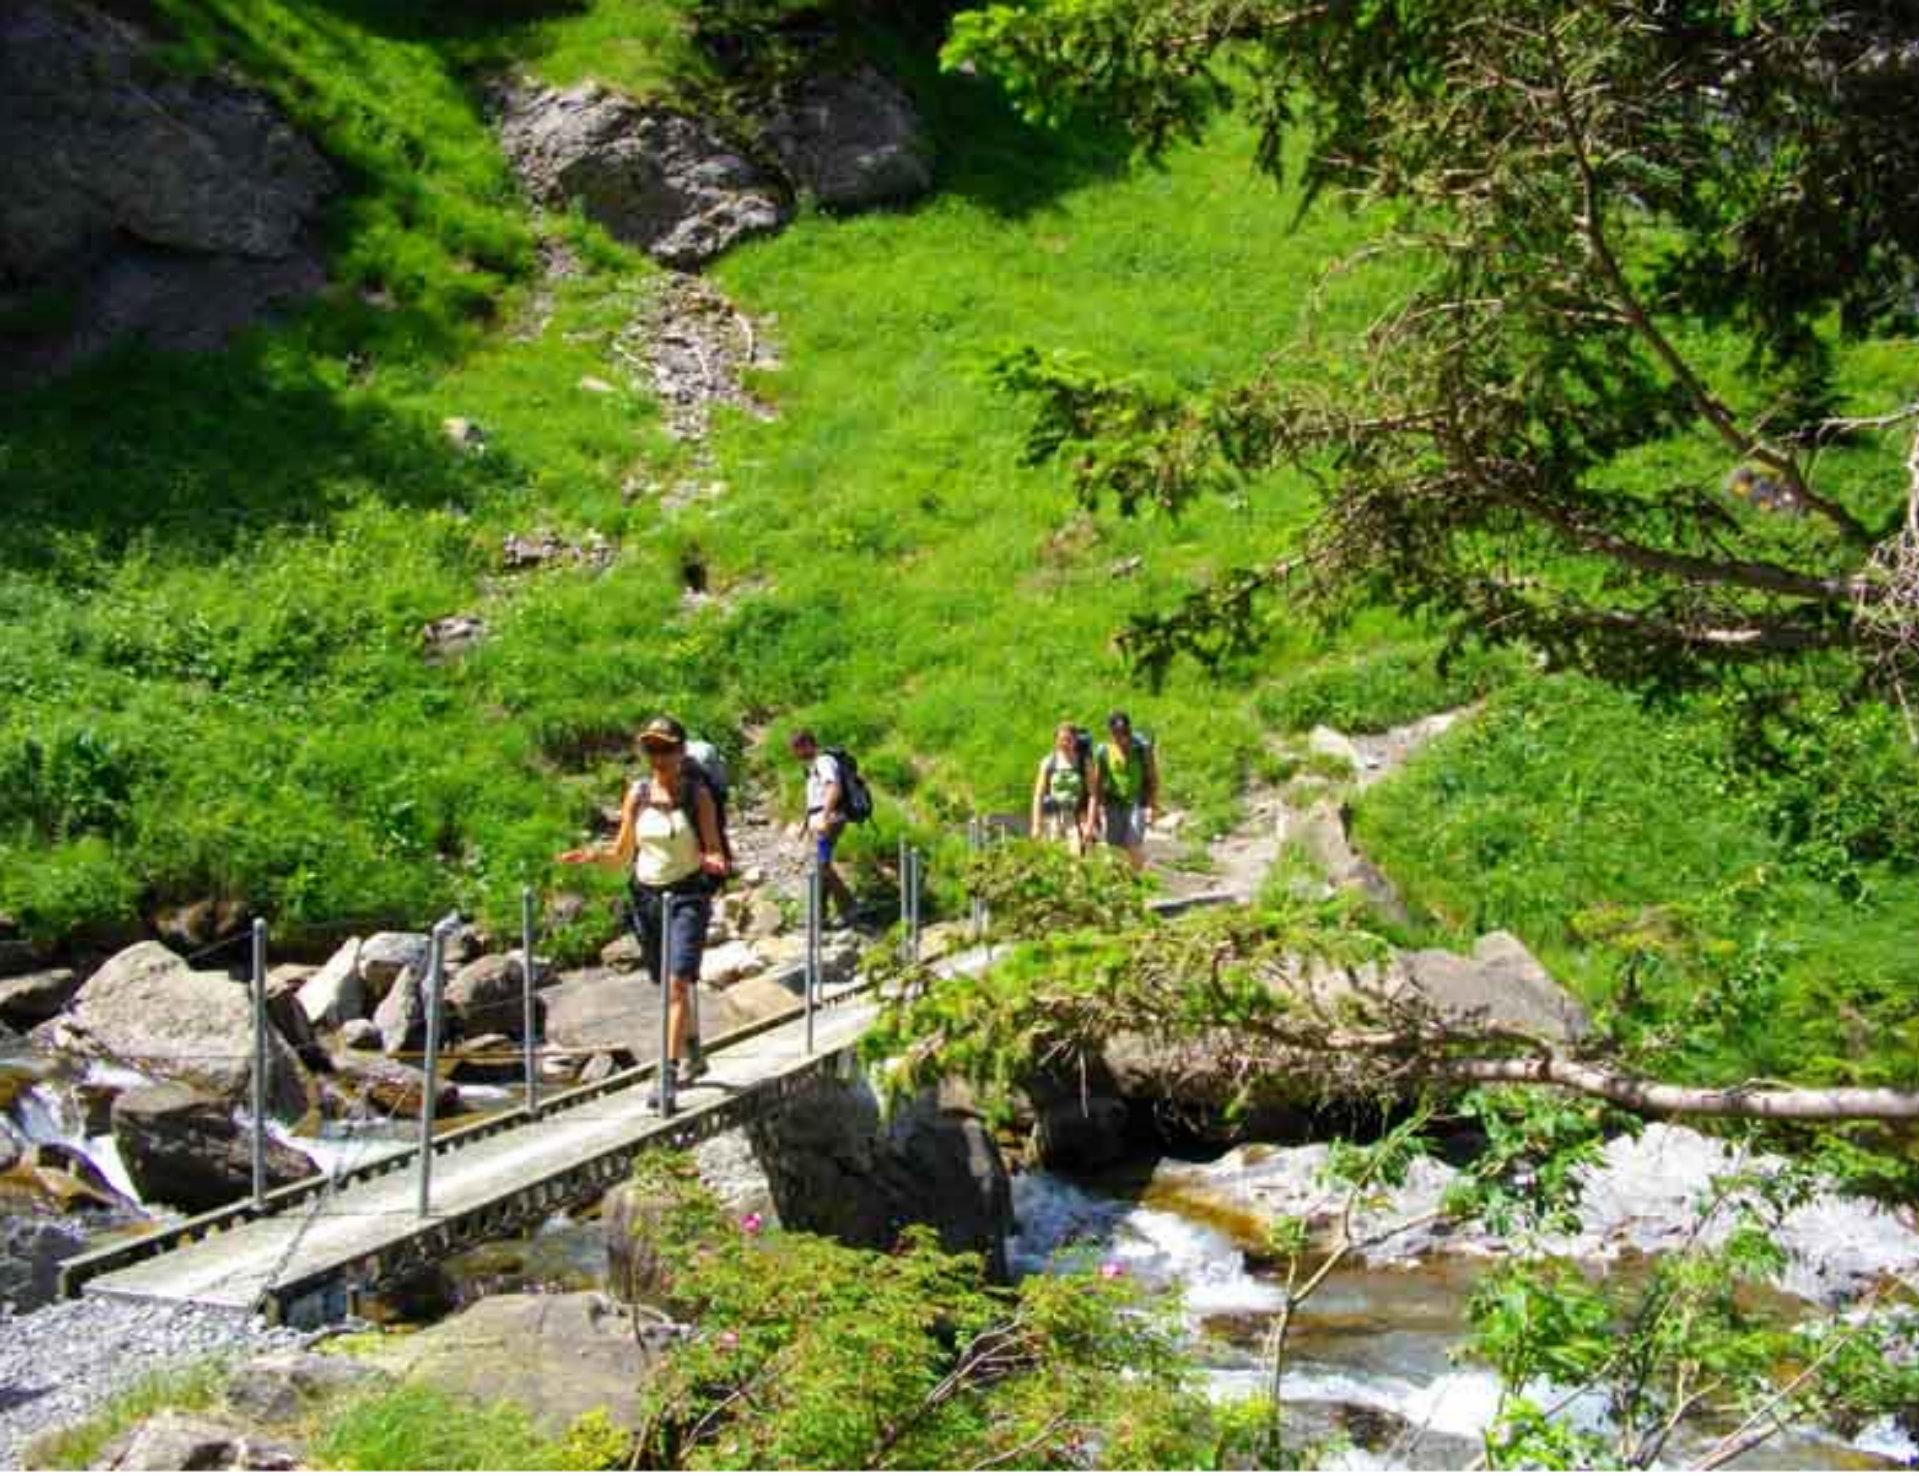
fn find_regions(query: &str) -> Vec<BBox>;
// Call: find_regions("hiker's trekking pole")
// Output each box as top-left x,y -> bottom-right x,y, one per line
521,886 -> 538,1115
418,913 -> 456,1215
250,917 -> 268,1212
656,894 -> 675,1118
805,857 -> 819,1054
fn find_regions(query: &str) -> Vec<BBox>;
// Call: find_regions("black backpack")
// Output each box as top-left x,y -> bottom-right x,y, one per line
675,753 -> 734,873
824,746 -> 874,823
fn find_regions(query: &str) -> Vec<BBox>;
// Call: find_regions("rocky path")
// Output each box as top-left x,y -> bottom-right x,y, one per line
1153,708 -> 1470,907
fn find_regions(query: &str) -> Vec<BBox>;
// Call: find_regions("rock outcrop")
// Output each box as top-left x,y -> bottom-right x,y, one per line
498,84 -> 786,267
353,1292 -> 657,1436
95,1410 -> 300,1471
762,66 -> 933,209
742,1077 -> 1011,1277
110,1083 -> 316,1213
0,0 -> 333,385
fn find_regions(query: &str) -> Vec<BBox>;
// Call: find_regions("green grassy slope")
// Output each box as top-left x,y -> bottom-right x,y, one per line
0,1 -> 1914,1088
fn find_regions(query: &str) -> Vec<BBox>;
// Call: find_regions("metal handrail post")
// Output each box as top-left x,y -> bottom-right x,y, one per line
968,817 -> 985,942
908,847 -> 922,962
250,917 -> 268,1211
804,857 -> 819,1054
656,894 -> 676,1118
898,835 -> 910,963
417,918 -> 452,1216
521,886 -> 538,1115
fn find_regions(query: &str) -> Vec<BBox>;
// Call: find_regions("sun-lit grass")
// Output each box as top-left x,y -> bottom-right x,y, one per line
22,1360 -> 228,1471
0,1 -> 1913,1087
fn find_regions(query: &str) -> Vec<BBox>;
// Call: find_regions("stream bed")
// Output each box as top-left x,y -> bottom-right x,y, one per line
1008,1135 -> 1919,1471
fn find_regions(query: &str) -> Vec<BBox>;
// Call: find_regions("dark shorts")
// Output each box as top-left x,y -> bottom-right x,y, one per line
1102,802 -> 1146,849
630,883 -> 713,984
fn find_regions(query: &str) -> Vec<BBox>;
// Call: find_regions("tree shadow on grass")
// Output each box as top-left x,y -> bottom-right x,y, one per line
0,320 -> 521,572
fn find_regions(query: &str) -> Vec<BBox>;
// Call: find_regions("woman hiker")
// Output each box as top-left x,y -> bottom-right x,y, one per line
1031,721 -> 1093,854
558,715 -> 727,1101
1092,709 -> 1159,873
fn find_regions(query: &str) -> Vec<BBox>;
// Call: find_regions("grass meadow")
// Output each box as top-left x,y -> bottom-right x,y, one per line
0,0 -> 1914,1086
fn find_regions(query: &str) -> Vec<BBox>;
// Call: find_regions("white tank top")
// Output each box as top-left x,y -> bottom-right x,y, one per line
630,785 -> 700,887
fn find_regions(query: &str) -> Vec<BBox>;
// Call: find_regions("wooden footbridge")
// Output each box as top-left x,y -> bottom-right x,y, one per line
57,885 -> 1235,1328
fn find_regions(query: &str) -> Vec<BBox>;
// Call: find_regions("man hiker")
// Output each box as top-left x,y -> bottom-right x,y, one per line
557,715 -> 727,1103
1092,709 -> 1158,872
789,729 -> 857,924
1031,721 -> 1093,854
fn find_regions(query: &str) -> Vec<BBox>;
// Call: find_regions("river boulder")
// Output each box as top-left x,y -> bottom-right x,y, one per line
357,933 -> 430,997
444,954 -> 552,1040
497,83 -> 787,267
296,939 -> 364,1029
762,66 -> 933,210
59,943 -> 307,1117
0,967 -> 79,1029
111,1083 -> 317,1213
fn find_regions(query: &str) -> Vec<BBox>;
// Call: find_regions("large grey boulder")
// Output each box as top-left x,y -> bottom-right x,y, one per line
444,954 -> 552,1040
95,1410 -> 299,1471
61,943 -> 307,1117
296,939 -> 364,1029
741,1077 -> 1010,1278
372,965 -> 427,1055
111,1083 -> 316,1213
0,967 -> 79,1028
1402,931 -> 1592,1044
225,1351 -> 382,1426
542,970 -> 755,1055
354,1292 -> 657,1436
497,83 -> 787,267
762,66 -> 933,209
0,0 -> 332,384
357,933 -> 430,996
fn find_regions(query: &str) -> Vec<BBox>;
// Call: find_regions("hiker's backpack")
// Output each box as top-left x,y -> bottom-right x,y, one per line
1067,725 -> 1093,773
677,741 -> 734,872
824,745 -> 874,823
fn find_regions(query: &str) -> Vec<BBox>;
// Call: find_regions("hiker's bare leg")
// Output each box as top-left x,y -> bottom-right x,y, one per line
823,863 -> 857,923
667,975 -> 692,1062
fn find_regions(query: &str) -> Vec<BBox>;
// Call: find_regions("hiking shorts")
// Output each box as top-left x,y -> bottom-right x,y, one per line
630,883 -> 713,984
1102,801 -> 1147,849
810,813 -> 843,866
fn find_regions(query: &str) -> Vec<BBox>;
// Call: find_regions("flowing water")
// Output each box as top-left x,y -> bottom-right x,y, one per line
1008,1128 -> 1919,1470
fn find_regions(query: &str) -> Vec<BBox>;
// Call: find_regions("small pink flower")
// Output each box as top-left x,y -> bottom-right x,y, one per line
739,1212 -> 764,1235
1098,1260 -> 1125,1280
717,1329 -> 739,1350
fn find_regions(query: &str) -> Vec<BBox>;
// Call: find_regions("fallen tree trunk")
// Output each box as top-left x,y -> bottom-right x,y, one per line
1440,1056 -> 1919,1121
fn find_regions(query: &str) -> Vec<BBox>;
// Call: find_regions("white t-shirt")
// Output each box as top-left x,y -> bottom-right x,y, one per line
805,752 -> 843,814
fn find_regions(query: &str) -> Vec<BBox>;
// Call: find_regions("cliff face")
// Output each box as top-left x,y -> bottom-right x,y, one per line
0,0 -> 334,385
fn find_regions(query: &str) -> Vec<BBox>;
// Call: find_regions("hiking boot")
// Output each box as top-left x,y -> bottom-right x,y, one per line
680,1051 -> 709,1084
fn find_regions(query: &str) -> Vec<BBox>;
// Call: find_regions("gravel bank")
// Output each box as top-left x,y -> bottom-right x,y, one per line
0,1298 -> 309,1467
